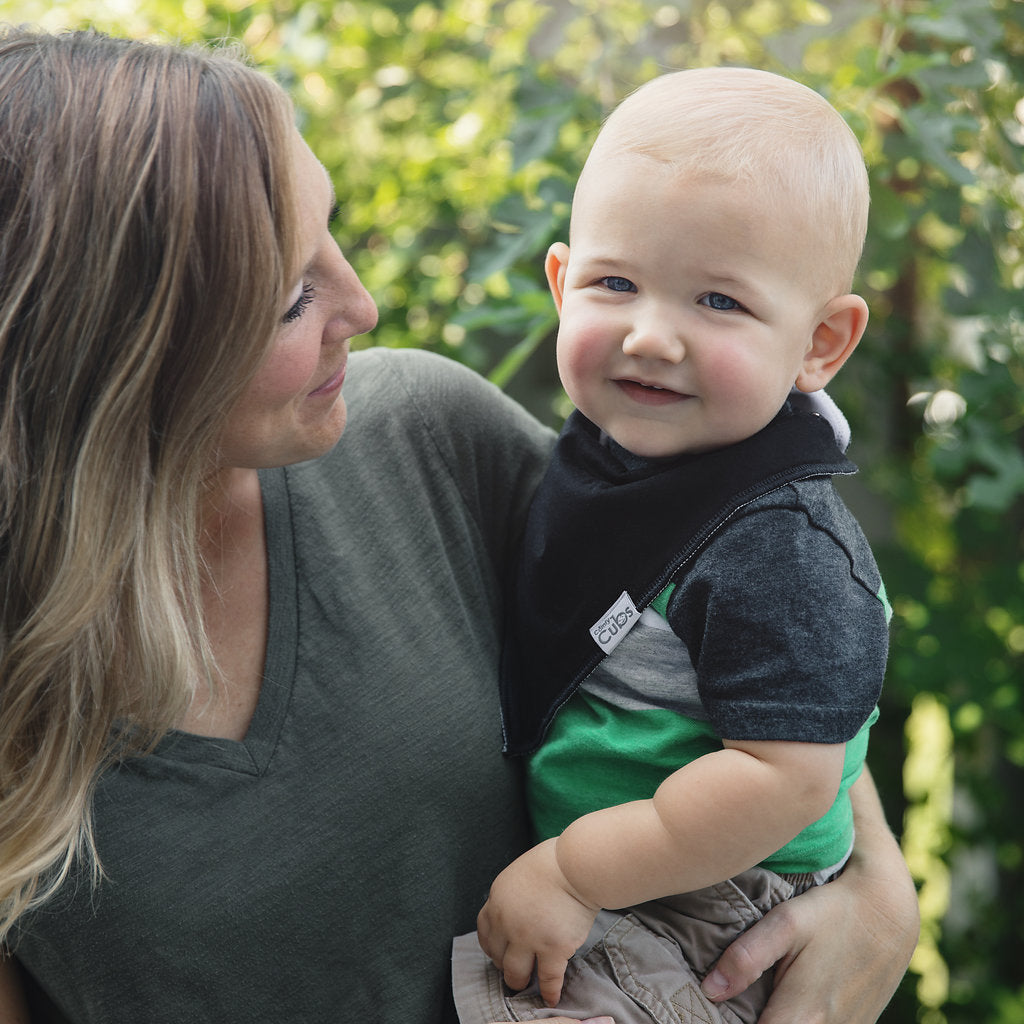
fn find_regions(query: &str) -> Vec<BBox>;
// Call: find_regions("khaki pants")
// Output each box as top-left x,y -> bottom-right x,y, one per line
452,866 -> 822,1024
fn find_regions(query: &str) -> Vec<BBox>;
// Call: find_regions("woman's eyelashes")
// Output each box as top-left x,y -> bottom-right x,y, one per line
282,281 -> 316,324
280,206 -> 341,325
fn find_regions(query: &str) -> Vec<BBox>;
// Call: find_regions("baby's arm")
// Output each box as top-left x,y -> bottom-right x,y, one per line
477,738 -> 844,1008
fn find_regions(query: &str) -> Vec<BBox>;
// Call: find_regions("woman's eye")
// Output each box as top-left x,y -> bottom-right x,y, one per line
600,276 -> 636,293
700,292 -> 742,312
282,281 -> 316,324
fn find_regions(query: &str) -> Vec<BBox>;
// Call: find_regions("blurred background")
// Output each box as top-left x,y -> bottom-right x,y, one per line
2,0 -> 1021,1020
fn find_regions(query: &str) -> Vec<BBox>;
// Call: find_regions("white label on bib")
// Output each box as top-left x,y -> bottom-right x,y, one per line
589,591 -> 639,655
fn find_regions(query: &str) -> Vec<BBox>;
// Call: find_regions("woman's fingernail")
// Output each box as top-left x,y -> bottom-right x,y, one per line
701,969 -> 729,999
581,1018 -> 616,1024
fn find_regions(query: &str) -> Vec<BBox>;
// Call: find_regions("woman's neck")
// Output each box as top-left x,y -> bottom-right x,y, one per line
184,466 -> 269,740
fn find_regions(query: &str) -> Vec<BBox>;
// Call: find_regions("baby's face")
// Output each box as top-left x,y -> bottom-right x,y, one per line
551,154 -> 833,459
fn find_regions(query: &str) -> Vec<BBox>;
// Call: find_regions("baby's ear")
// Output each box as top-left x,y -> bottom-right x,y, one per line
796,294 -> 869,393
544,242 -> 570,313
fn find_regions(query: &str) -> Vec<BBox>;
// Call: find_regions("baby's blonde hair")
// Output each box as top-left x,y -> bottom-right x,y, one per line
576,67 -> 869,295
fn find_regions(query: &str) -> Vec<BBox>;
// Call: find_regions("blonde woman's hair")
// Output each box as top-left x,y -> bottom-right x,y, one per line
0,27 -> 299,940
575,67 -> 870,295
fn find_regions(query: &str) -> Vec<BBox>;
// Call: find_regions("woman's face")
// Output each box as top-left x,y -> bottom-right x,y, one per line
216,131 -> 378,472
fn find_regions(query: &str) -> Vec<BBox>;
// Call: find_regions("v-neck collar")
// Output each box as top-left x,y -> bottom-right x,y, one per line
145,467 -> 298,776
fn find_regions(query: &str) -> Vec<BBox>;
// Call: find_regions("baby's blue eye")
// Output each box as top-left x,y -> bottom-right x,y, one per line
701,292 -> 740,311
601,276 -> 636,293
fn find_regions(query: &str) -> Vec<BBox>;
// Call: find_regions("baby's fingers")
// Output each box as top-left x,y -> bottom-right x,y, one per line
498,946 -> 537,994
536,953 -> 569,1008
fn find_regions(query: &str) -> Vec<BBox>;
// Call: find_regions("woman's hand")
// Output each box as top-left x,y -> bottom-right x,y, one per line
477,838 -> 600,1008
701,769 -> 919,1023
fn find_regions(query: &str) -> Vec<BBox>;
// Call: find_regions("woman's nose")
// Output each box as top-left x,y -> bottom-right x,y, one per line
347,275 -> 379,337
330,257 -> 379,340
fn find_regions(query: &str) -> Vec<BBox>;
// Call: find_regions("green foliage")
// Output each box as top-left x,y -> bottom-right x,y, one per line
3,0 -> 1023,1019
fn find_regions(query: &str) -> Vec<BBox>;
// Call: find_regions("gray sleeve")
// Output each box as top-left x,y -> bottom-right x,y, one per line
358,347 -> 554,581
667,493 -> 888,743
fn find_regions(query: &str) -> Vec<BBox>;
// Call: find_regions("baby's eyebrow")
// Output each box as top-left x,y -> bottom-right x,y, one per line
575,254 -> 640,273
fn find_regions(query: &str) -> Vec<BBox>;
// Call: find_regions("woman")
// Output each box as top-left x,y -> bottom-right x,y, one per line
0,27 -> 917,1024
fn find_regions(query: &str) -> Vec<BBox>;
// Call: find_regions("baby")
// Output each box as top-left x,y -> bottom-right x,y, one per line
453,67 -> 889,1024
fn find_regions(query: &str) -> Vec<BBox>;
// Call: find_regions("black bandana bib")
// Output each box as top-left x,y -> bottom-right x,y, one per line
500,404 -> 856,755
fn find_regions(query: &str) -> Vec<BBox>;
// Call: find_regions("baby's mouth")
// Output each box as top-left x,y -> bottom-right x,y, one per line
615,378 -> 691,404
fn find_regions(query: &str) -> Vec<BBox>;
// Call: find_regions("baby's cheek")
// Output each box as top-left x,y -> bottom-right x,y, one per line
557,322 -> 608,382
703,345 -> 763,396
704,347 -> 795,425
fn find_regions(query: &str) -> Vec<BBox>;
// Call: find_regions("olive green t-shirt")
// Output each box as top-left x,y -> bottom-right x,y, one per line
13,348 -> 553,1024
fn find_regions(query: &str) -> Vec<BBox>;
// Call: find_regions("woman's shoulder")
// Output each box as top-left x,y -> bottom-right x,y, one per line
345,346 -> 553,452
347,346 -> 502,415
348,344 -> 480,389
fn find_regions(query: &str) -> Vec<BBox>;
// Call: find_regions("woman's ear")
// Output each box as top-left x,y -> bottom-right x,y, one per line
796,294 -> 870,393
544,242 -> 570,313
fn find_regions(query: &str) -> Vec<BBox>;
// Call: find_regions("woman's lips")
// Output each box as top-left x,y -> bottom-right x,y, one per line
614,379 -> 691,406
308,362 -> 347,397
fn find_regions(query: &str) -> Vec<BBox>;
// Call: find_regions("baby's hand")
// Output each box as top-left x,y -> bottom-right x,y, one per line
477,838 -> 600,1008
